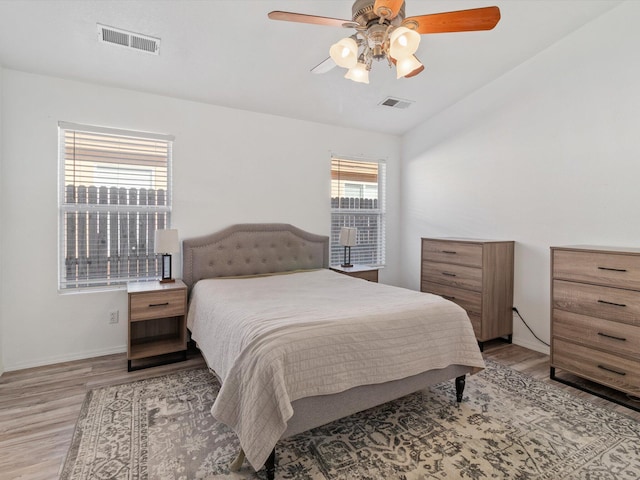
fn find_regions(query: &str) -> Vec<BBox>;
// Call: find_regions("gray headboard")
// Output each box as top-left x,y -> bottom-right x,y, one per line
182,223 -> 329,289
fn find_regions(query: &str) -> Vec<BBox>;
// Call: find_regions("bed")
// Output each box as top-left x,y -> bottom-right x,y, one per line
183,223 -> 485,479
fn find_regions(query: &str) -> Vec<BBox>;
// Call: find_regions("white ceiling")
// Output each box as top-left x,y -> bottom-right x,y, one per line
0,0 -> 623,135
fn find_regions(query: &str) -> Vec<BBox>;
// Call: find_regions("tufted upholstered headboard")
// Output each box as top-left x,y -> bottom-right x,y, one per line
182,223 -> 329,289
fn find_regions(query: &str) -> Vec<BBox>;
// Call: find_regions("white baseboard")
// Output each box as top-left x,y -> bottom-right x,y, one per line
4,345 -> 127,372
3,338 -> 550,374
512,337 -> 550,356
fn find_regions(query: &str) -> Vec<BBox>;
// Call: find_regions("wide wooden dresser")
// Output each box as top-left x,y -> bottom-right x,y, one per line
421,238 -> 514,351
551,245 -> 640,405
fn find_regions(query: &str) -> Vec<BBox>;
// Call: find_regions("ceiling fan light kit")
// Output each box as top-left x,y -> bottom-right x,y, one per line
268,0 -> 501,84
395,54 -> 423,79
329,37 -> 359,68
345,59 -> 370,84
389,26 -> 420,59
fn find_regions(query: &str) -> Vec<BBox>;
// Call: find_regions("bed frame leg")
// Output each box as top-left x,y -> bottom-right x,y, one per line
264,448 -> 276,480
455,375 -> 466,403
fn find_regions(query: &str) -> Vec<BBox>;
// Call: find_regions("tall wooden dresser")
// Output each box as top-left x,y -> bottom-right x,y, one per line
551,245 -> 640,404
421,238 -> 514,351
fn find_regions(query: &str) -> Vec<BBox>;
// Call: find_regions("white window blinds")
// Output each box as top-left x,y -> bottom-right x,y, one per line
330,156 -> 386,266
58,122 -> 174,290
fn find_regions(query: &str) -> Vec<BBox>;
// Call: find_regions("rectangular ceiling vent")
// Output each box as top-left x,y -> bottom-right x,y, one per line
379,97 -> 414,109
97,24 -> 160,55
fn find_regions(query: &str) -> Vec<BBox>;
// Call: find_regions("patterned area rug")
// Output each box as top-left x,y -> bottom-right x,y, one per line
60,360 -> 640,479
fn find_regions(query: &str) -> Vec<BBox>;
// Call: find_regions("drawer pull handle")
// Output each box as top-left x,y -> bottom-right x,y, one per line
442,272 -> 457,277
597,299 -> 627,308
597,364 -> 626,376
442,250 -> 457,254
598,266 -> 627,272
442,295 -> 456,300
149,302 -> 170,307
597,332 -> 627,342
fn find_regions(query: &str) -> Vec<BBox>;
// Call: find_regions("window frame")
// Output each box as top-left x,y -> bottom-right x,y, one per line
330,155 -> 386,267
57,122 -> 174,292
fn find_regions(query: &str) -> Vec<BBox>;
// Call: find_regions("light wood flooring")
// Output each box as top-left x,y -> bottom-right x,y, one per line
1,342 -> 638,480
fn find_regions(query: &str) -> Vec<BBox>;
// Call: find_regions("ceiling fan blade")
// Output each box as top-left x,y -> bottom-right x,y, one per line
311,57 -> 336,74
373,0 -> 404,20
404,6 -> 500,34
268,11 -> 351,28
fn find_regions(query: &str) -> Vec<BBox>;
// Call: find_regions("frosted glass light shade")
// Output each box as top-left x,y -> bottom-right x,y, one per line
396,54 -> 423,78
344,62 -> 369,84
154,229 -> 179,254
329,37 -> 358,68
339,227 -> 357,247
389,26 -> 420,59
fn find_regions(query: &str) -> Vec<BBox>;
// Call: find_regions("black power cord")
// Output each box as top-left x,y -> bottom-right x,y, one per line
512,307 -> 550,347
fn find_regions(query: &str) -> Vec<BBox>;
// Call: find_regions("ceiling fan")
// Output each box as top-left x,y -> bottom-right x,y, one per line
268,0 -> 500,84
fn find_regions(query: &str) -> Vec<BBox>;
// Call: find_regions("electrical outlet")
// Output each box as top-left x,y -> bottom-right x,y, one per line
109,310 -> 119,324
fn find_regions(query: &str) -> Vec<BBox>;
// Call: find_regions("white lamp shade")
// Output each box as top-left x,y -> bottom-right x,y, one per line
339,227 -> 357,247
396,54 -> 423,78
329,37 -> 358,68
344,62 -> 369,84
389,26 -> 420,59
154,229 -> 179,254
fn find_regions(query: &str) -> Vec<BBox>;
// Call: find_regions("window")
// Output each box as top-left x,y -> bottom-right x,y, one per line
58,122 -> 174,290
330,156 -> 386,266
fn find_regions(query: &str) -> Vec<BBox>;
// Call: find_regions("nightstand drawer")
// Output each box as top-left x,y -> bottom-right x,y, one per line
422,240 -> 483,267
422,261 -> 482,292
330,265 -> 379,282
347,269 -> 378,282
130,289 -> 186,321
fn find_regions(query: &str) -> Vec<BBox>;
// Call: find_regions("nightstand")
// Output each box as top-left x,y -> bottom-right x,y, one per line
330,264 -> 380,282
127,279 -> 188,371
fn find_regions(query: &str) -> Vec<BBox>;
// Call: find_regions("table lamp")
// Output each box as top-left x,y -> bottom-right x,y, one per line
339,227 -> 357,268
155,229 -> 179,283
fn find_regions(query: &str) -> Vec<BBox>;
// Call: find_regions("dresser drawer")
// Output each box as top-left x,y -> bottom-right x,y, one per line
553,249 -> 640,290
422,282 -> 482,317
130,289 -> 186,321
422,240 -> 483,268
553,309 -> 640,358
553,279 -> 640,326
422,261 -> 482,292
553,338 -> 640,397
468,313 -> 481,338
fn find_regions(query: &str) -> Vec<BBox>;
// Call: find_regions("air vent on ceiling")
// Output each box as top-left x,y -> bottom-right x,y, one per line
97,23 -> 160,55
379,97 -> 414,109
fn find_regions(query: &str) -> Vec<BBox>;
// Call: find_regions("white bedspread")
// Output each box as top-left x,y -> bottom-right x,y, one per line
187,269 -> 485,470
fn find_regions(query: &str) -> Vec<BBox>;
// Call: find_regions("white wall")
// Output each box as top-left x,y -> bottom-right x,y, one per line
0,66 -> 4,376
0,70 -> 400,371
400,1 -> 640,353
